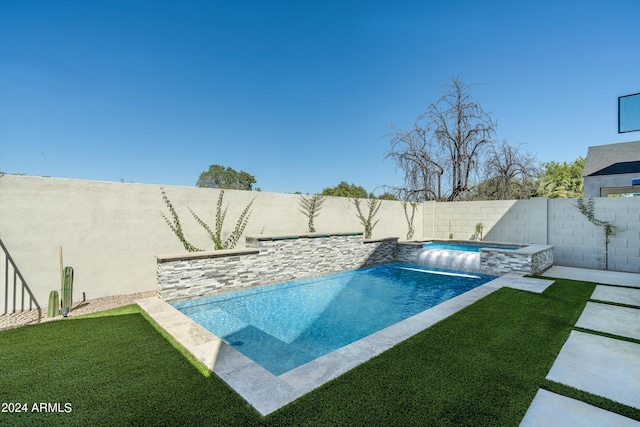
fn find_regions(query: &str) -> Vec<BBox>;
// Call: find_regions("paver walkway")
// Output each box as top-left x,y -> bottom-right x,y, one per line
520,269 -> 640,426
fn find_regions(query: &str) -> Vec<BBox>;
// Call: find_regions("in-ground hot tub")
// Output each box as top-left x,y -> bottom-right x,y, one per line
400,240 -> 553,276
422,241 -> 520,252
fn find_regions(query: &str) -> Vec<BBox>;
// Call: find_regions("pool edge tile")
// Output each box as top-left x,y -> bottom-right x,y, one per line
213,344 -> 304,415
137,297 -> 222,371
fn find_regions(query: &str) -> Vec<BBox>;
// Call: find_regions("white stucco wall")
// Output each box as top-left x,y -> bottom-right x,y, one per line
1,174 -> 637,313
0,175 -> 423,309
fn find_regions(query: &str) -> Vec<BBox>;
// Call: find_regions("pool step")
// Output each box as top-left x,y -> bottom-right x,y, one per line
224,325 -> 316,376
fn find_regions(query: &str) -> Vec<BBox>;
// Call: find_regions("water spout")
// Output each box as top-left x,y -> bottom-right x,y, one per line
416,248 -> 481,274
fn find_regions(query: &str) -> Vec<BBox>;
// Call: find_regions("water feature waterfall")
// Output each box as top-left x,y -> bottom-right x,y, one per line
416,248 -> 481,273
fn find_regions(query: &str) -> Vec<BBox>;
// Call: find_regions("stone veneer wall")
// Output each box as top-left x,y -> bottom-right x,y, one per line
157,233 -> 398,301
397,242 -> 425,263
157,236 -> 553,301
479,245 -> 554,275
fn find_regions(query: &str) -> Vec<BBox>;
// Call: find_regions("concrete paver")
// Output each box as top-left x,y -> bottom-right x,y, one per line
520,389 -> 640,427
530,267 -> 640,425
575,302 -> 640,340
496,273 -> 554,293
591,285 -> 640,307
546,331 -> 640,410
544,266 -> 640,288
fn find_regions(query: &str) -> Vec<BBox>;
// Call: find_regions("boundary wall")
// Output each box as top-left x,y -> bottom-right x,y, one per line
1,175 -> 638,311
0,176 -> 421,308
423,197 -> 639,273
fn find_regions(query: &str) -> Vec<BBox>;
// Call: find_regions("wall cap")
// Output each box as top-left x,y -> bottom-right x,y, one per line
246,232 -> 364,242
363,237 -> 399,243
156,248 -> 260,262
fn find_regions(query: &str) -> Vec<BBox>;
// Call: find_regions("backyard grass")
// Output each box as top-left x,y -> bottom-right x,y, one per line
1,278 -> 639,426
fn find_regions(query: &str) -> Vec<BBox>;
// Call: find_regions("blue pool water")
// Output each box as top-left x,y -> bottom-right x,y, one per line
172,263 -> 496,376
423,242 -> 517,252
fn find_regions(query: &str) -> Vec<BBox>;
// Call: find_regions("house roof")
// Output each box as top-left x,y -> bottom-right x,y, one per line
583,141 -> 640,177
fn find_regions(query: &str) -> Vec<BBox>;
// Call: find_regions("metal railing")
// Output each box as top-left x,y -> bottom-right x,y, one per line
0,238 -> 41,317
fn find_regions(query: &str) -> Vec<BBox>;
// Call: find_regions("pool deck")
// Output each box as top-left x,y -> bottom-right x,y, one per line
137,272 -> 553,416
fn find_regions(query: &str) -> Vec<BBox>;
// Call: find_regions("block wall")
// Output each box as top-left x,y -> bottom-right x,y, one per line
423,198 -> 548,244
547,198 -> 640,273
423,197 -> 638,273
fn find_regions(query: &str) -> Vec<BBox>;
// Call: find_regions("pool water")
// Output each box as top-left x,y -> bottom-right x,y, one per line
172,263 -> 496,375
423,242 -> 517,252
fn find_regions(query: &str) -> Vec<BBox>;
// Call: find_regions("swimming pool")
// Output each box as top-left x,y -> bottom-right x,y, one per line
423,242 -> 517,252
172,263 -> 496,375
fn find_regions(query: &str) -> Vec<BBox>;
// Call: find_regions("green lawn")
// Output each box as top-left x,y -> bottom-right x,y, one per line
1,278 -> 639,426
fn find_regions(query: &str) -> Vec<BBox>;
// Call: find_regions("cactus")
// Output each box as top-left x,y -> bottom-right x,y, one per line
47,290 -> 60,318
61,266 -> 73,317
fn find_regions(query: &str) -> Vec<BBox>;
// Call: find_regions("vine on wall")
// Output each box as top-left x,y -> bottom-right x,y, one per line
575,197 -> 620,270
160,188 -> 254,252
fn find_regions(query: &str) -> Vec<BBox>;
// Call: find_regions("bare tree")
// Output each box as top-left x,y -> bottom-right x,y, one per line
386,122 -> 444,201
386,76 -> 497,201
479,141 -> 539,200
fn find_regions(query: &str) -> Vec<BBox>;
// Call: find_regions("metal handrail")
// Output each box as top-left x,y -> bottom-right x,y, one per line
0,237 -> 41,317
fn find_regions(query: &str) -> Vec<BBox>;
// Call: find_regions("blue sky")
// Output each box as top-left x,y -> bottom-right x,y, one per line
1,0 -> 639,195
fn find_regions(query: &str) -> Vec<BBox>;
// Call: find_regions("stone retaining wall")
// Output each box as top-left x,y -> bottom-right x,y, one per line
157,233 -> 398,301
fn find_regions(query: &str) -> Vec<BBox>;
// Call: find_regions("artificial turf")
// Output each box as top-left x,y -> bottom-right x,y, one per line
1,278 -> 638,426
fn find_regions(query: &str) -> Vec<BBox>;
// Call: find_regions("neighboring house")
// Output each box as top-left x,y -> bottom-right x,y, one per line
583,141 -> 640,197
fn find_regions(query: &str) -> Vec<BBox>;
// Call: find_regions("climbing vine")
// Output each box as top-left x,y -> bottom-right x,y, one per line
160,188 -> 254,251
298,194 -> 325,233
474,222 -> 484,241
160,187 -> 202,252
353,198 -> 381,239
575,197 -> 619,270
402,200 -> 418,240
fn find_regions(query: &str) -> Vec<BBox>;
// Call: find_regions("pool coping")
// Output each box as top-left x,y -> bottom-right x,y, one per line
137,273 -> 553,416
